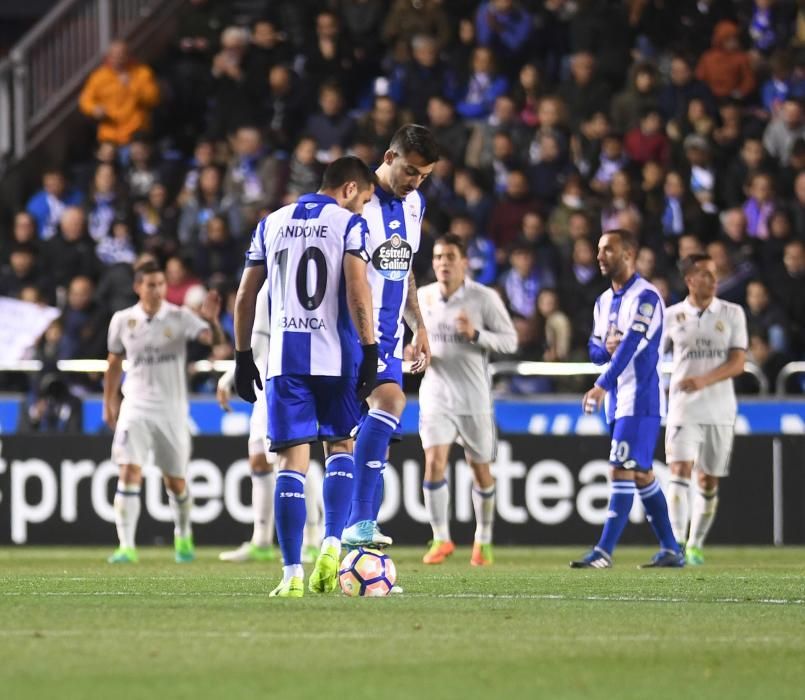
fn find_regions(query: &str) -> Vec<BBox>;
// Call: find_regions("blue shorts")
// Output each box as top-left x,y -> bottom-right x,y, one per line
266,375 -> 361,452
355,350 -> 403,442
608,416 -> 661,470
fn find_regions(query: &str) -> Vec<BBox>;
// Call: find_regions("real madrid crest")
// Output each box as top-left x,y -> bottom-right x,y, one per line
715,321 -> 725,333
164,327 -> 173,339
127,319 -> 137,329
676,312 -> 686,322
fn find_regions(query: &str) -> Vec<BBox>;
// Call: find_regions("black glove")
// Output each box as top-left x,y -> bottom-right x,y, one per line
234,349 -> 262,403
356,343 -> 378,402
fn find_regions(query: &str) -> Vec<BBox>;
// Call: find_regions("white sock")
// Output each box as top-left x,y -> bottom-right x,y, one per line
251,471 -> 275,548
322,536 -> 341,554
472,484 -> 496,544
283,564 -> 304,581
169,487 -> 192,538
688,487 -> 718,549
303,464 -> 323,548
114,480 -> 141,549
424,480 -> 450,542
667,477 -> 691,545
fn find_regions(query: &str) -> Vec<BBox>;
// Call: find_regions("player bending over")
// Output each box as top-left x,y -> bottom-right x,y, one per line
665,254 -> 747,565
571,229 -> 684,569
341,124 -> 440,548
234,156 -> 377,598
417,234 -> 517,566
104,258 -> 225,563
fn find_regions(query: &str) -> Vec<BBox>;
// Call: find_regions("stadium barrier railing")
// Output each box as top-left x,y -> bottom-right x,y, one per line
0,358 -> 773,394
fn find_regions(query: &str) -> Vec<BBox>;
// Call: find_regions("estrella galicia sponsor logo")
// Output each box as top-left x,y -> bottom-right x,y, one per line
372,234 -> 412,281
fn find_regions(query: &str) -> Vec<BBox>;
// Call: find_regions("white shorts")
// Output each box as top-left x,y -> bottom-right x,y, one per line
247,390 -> 276,461
112,405 -> 191,478
419,412 -> 498,463
665,423 -> 735,477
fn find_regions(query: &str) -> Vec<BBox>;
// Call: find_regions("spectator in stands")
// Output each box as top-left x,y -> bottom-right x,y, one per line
683,134 -> 718,218
528,132 -> 574,207
611,62 -> 660,133
547,175 -> 587,250
474,0 -> 532,68
747,0 -> 792,56
179,165 -> 241,246
768,239 -> 805,356
193,215 -> 241,282
707,238 -> 755,304
513,62 -> 543,128
745,279 -> 789,354
589,133 -> 627,195
179,138 -> 215,205
96,216 -> 137,267
2,212 -> 39,263
25,168 -> 83,240
165,255 -> 202,307
456,46 -> 509,121
453,167 -> 493,235
485,131 -> 522,195
658,170 -> 704,239
18,373 -> 83,433
532,288 -> 572,362
426,96 -> 469,166
260,65 -> 311,154
390,33 -> 458,123
624,108 -> 670,167
304,10 -> 355,99
465,94 -> 530,170
207,26 -> 252,139
124,134 -> 161,202
527,95 -> 569,165
243,16 -> 292,103
761,50 -> 801,116
721,137 -> 768,208
559,236 -> 606,351
0,244 -> 51,301
743,172 -> 777,239
763,98 -> 805,165
720,207 -> 757,263
658,54 -> 715,123
86,163 -> 127,244
43,207 -> 100,294
282,136 -> 324,204
382,0 -> 452,50
78,40 -> 160,146
448,214 -> 496,286
489,170 -> 540,257
600,170 -> 641,234
695,20 -> 756,101
791,170 -> 805,235
223,125 -> 281,227
134,182 -> 180,249
636,246 -> 657,280
355,96 -> 404,159
58,275 -> 108,360
559,52 -> 611,129
761,210 -> 797,269
746,328 -> 788,389
304,83 -> 357,163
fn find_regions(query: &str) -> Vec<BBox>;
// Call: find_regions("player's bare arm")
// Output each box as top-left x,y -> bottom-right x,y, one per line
343,254 -> 375,346
102,352 -> 124,429
196,289 -> 225,346
404,271 -> 431,373
678,348 -> 746,393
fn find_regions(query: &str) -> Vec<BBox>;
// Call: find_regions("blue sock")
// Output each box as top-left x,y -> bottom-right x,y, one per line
274,470 -> 306,566
371,461 -> 388,520
347,409 -> 398,526
639,479 -> 680,552
596,479 -> 635,555
323,453 -> 354,540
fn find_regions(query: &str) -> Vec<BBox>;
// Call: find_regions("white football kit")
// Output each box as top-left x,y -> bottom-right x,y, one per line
108,301 -> 209,476
664,297 -> 748,476
417,279 -> 517,462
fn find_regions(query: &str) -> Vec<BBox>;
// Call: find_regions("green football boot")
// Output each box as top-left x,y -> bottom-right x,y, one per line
174,534 -> 195,563
107,547 -> 138,564
308,546 -> 340,593
269,576 -> 304,598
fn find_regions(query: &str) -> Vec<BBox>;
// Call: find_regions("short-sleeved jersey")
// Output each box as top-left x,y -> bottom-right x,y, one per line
591,274 -> 666,422
665,297 -> 748,426
418,279 -> 517,415
245,192 -> 368,378
107,301 -> 208,411
362,186 -> 425,358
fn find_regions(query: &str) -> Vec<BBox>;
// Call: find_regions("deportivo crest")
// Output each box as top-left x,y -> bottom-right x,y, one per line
372,234 -> 412,281
638,302 -> 655,316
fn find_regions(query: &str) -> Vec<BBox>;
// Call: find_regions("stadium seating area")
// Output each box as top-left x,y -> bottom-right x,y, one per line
1,0 -> 804,395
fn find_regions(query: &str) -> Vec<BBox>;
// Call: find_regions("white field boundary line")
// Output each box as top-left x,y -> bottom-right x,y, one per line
0,630 -> 800,645
1,590 -> 803,605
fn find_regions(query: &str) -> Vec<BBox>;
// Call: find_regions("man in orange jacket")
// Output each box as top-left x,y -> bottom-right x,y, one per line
79,40 -> 160,146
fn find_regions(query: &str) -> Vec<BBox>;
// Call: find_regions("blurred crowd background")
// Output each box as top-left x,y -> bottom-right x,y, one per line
1,0 -> 804,406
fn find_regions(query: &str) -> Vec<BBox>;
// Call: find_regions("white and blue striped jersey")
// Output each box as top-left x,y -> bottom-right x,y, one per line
589,273 -> 666,422
245,193 -> 369,378
362,186 -> 426,358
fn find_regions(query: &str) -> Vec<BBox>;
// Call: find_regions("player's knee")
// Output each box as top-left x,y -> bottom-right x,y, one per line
370,383 -> 406,417
697,472 -> 719,491
325,438 -> 352,455
424,456 -> 447,481
164,476 -> 186,494
119,464 -> 142,485
470,462 -> 493,488
670,461 -> 693,478
633,470 -> 654,488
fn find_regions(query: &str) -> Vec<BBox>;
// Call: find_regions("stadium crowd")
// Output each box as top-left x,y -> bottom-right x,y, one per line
1,0 -> 804,401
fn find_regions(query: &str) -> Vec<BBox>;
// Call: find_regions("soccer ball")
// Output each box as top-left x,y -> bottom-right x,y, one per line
338,547 -> 396,597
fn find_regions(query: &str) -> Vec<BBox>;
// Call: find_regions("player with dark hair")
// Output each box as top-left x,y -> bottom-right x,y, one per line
571,229 -> 684,569
340,124 -> 440,549
104,259 -> 225,564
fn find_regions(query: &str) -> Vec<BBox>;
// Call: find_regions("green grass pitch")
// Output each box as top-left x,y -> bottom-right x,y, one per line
2,546 -> 804,700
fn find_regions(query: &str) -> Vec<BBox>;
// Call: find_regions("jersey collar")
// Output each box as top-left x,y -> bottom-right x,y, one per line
612,272 -> 640,296
374,184 -> 399,204
684,296 -> 722,315
298,193 -> 337,206
135,302 -> 169,321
